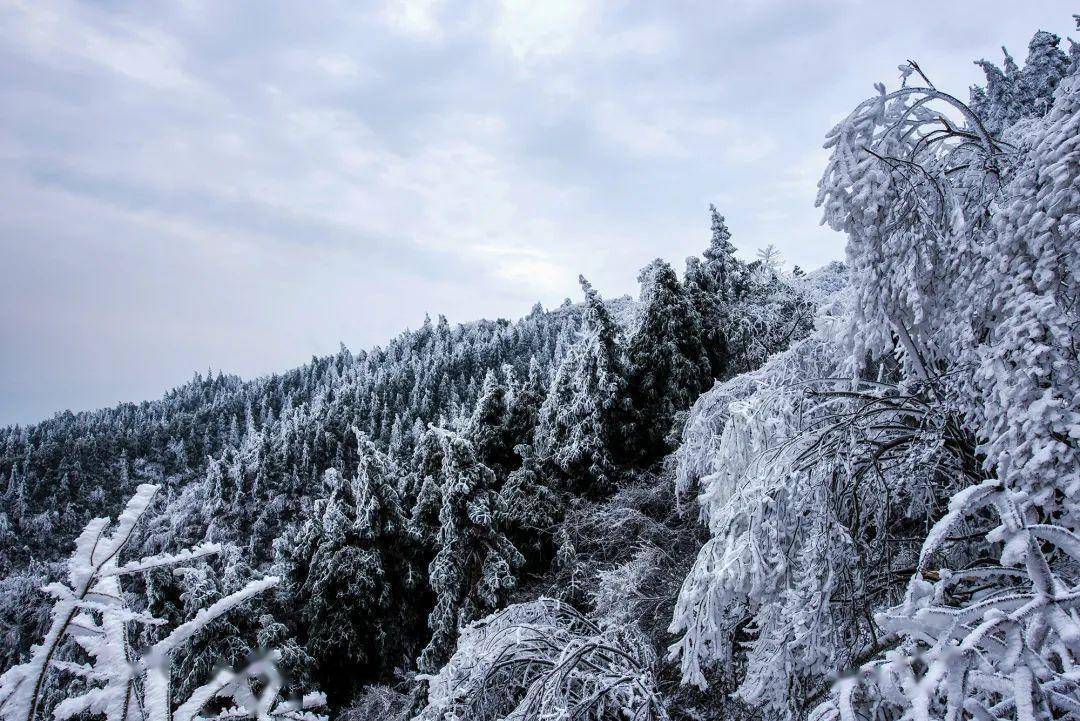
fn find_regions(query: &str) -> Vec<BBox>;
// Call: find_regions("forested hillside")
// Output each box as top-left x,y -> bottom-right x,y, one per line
1,21 -> 1077,721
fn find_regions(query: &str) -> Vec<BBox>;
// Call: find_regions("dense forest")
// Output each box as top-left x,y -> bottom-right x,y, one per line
1,20 -> 1078,721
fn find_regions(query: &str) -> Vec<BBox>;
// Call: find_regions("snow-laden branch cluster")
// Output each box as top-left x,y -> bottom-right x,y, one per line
806,43 -> 1080,721
668,290 -> 979,717
814,482 -> 1080,721
816,63 -> 1080,511
172,654 -> 326,721
416,598 -> 667,721
0,484 -> 323,721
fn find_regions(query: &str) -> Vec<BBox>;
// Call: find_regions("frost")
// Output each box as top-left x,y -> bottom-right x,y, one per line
415,598 -> 667,721
0,486 -> 320,721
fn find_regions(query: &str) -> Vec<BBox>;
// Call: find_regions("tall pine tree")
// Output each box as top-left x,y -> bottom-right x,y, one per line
685,205 -> 747,378
628,259 -> 713,460
274,431 -> 422,691
536,277 -> 630,493
417,429 -> 523,672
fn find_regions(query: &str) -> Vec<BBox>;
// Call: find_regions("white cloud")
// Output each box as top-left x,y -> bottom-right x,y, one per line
315,53 -> 377,82
384,0 -> 444,39
473,244 -> 573,294
596,22 -> 673,57
593,101 -> 688,159
492,0 -> 596,62
592,100 -> 778,164
3,0 -> 197,92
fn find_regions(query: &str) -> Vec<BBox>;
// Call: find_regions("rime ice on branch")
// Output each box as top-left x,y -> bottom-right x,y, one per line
0,484 -> 325,721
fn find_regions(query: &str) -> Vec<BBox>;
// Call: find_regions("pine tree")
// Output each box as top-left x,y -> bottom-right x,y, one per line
971,31 -> 1070,134
1020,30 -> 1071,115
627,259 -> 713,460
536,277 -> 630,493
506,357 -> 547,452
407,428 -> 446,547
417,430 -> 523,673
466,370 -> 511,474
685,205 -> 747,378
498,445 -> 562,559
703,204 -> 743,302
275,431 -> 421,689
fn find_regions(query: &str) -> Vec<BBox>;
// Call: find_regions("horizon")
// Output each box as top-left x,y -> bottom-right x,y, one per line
1,0 -> 1074,426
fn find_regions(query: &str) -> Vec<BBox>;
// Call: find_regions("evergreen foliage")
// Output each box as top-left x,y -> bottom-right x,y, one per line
627,259 -> 712,460
274,431 -> 422,693
536,277 -> 632,493
416,430 -> 523,673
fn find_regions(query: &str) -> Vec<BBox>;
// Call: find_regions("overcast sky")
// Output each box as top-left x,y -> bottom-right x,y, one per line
0,0 -> 1074,426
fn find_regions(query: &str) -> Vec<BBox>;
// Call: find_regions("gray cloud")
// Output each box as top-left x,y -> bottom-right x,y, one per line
0,0 -> 1074,425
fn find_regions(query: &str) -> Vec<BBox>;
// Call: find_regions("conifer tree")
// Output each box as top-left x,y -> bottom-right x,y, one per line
685,205 -> 747,378
505,358 -> 547,452
498,445 -> 562,559
466,371 -> 511,474
536,277 -> 630,493
275,431 -> 420,689
703,204 -> 742,301
417,430 -> 523,673
407,428 -> 446,547
970,31 -> 1070,134
627,259 -> 712,460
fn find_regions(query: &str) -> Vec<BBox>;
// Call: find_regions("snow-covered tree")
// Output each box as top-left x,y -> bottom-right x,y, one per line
816,40 -> 1080,520
667,33 -> 1080,719
806,28 -> 1080,721
406,429 -> 448,548
684,207 -> 819,381
684,205 -> 746,378
536,277 -> 631,493
668,291 -> 967,717
627,259 -> 713,460
498,444 -> 563,558
725,265 -> 818,375
970,31 -> 1071,134
274,431 -> 421,685
754,244 -> 783,279
702,204 -> 743,303
416,430 -> 524,673
505,358 -> 547,457
467,370 -> 512,474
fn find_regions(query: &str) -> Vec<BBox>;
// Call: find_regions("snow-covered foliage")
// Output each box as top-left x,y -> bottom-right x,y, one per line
807,31 -> 1080,721
0,484 -> 315,721
415,598 -> 667,721
813,481 -> 1080,721
170,654 -> 327,721
628,259 -> 713,459
273,430 -> 422,679
0,303 -> 588,699
340,685 -> 411,721
970,31 -> 1072,134
669,293 -> 972,717
416,429 -> 524,673
816,52 -> 1080,507
536,277 -> 632,493
668,26 -> 1080,721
